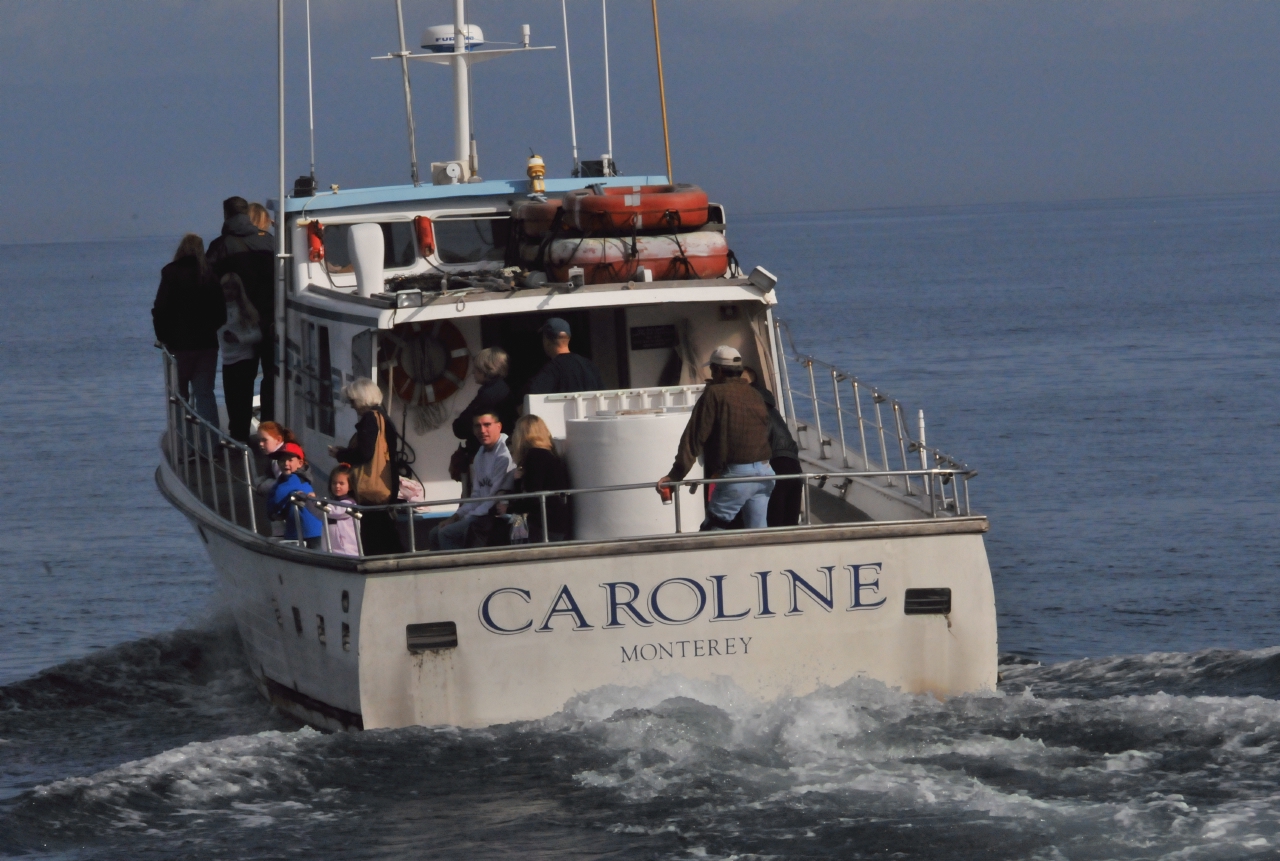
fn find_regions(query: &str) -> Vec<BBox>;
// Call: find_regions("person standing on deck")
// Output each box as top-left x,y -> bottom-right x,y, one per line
656,346 -> 775,530
525,318 -> 604,395
152,233 -> 225,428
207,196 -> 277,420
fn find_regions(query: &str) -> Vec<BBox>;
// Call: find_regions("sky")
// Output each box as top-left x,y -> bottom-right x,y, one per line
2,0 -> 1279,244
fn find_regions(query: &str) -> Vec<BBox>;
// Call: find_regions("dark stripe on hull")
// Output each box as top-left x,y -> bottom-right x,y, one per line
262,675 -> 364,731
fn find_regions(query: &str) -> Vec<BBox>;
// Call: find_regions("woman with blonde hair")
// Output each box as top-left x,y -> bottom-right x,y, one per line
152,233 -> 225,427
504,414 -> 571,542
329,378 -> 403,554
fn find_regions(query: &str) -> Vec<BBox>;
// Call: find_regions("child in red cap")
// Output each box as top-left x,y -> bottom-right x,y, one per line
266,442 -> 323,547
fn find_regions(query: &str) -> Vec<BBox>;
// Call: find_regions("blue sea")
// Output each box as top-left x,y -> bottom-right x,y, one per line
2,192 -> 1278,859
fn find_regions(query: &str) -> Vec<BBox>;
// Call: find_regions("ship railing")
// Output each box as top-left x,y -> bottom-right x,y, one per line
159,347 -> 970,557
281,466 -> 972,557
774,319 -> 976,516
160,348 -> 262,534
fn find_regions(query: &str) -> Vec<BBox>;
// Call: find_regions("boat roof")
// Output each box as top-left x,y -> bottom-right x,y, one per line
281,174 -> 670,215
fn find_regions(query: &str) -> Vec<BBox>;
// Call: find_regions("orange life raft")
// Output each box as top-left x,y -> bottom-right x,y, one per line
564,184 -> 709,233
546,231 -> 729,284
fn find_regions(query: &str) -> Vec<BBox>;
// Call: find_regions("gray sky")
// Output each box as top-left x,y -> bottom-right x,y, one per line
3,1 -> 1278,243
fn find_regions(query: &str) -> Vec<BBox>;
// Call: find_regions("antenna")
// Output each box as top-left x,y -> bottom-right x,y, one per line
651,0 -> 672,183
602,0 -> 613,173
373,0 -> 553,184
561,0 -> 580,175
394,0 -> 422,186
305,0 -> 316,179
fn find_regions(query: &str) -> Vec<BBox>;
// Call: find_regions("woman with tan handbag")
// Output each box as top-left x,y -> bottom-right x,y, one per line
328,378 -> 403,555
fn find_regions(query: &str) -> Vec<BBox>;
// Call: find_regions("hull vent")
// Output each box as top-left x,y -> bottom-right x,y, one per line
407,622 -> 458,653
903,588 -> 951,615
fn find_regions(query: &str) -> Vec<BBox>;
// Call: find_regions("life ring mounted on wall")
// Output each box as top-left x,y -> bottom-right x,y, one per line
384,320 -> 470,406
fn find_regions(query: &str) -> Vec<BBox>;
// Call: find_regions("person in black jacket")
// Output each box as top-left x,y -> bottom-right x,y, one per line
526,317 -> 604,395
153,233 -> 225,427
452,347 -> 515,460
207,196 -> 277,420
744,367 -> 803,527
503,414 -> 572,542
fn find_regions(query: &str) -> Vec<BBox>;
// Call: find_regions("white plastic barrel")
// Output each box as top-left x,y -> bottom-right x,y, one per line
347,223 -> 384,297
564,408 -> 704,540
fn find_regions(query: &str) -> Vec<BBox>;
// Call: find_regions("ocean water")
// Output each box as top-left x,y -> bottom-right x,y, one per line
2,193 -> 1278,859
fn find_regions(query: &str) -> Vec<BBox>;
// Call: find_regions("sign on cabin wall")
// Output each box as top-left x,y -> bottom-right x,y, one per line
629,324 -> 678,351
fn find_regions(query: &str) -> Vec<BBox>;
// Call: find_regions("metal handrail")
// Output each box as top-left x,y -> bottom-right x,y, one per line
773,319 -> 977,514
159,344 -> 975,562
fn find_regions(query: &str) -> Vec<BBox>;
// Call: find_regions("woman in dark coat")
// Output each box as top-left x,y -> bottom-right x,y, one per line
452,348 -> 515,460
504,414 -> 572,542
745,368 -> 803,527
329,378 -> 403,555
152,233 -> 225,427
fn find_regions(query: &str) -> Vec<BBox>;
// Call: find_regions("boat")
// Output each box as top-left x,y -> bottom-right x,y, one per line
155,1 -> 997,731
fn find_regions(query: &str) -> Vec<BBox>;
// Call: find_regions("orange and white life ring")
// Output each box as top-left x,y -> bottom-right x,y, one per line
386,320 -> 470,406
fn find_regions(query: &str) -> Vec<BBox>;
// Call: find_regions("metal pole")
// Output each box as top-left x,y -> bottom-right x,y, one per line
672,482 -> 682,533
805,361 -> 825,458
601,0 -> 613,169
406,503 -> 416,552
453,0 -> 471,163
321,504 -> 332,552
872,395 -> 890,482
801,476 -> 811,526
189,416 -> 203,501
274,0 -> 287,423
831,370 -> 849,468
306,0 -> 316,179
353,511 -> 365,556
776,322 -> 800,438
851,380 -> 869,470
650,0 -> 672,182
539,494 -> 550,543
206,426 -> 220,513
892,403 -> 912,494
242,448 -> 258,534
560,0 -> 580,173
292,497 -> 304,544
395,0 -> 422,186
222,442 -> 237,525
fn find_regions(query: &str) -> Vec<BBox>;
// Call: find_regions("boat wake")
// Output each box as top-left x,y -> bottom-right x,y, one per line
4,635 -> 1280,859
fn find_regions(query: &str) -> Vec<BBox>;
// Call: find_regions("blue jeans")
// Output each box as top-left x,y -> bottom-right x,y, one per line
175,348 -> 219,429
429,515 -> 474,550
705,461 -> 775,530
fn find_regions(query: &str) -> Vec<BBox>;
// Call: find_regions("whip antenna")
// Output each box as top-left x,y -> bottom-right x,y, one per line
602,0 -> 613,173
651,0 -> 672,182
561,0 -> 580,175
394,0 -> 422,186
306,0 -> 316,179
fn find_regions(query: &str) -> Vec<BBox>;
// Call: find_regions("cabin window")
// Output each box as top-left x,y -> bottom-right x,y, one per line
301,322 -> 336,435
433,217 -> 510,265
322,222 -> 417,272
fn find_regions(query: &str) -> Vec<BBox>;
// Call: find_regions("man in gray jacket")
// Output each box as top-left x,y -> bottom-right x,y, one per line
429,412 -> 515,550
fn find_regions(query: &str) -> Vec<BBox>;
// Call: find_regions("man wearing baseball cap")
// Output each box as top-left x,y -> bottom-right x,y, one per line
525,317 -> 604,395
656,345 -> 776,530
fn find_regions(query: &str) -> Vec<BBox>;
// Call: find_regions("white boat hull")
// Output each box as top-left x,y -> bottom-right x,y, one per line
159,458 -> 997,731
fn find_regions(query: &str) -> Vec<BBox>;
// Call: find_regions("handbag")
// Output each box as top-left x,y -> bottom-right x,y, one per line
448,444 -> 471,482
350,411 -> 394,504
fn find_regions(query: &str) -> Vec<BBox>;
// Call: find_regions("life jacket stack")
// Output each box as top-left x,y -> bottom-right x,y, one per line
511,184 -> 731,285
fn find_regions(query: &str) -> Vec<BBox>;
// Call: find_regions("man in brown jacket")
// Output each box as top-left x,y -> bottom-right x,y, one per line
656,346 -> 776,529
